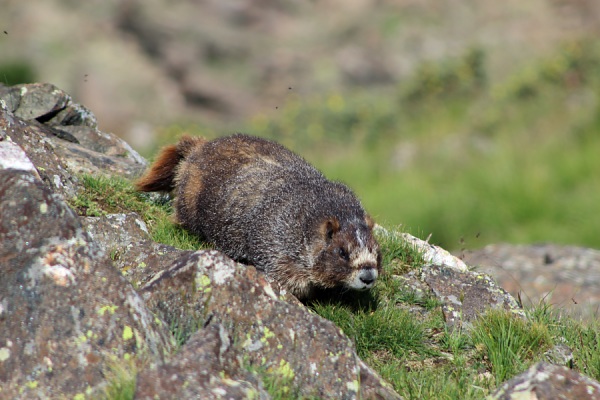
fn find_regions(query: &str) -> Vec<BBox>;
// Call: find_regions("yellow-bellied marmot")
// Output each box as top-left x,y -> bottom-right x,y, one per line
136,134 -> 381,299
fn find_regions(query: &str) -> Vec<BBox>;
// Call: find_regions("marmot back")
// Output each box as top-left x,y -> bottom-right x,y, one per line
137,134 -> 381,299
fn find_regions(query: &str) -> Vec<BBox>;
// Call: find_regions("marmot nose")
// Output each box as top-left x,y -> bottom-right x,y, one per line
359,268 -> 377,285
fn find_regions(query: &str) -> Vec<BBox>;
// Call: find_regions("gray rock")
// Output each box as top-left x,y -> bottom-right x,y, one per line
0,135 -> 39,176
141,250 -> 401,400
0,88 -> 147,200
420,264 -> 524,330
135,323 -> 270,399
0,105 -> 78,198
0,170 -> 174,399
48,102 -> 98,128
82,213 -> 193,288
490,362 -> 600,399
1,83 -> 71,121
543,343 -> 574,368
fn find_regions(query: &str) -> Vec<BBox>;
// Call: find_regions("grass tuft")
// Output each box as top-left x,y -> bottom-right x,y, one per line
98,357 -> 137,400
312,302 -> 432,360
472,309 -> 553,384
70,174 -> 206,251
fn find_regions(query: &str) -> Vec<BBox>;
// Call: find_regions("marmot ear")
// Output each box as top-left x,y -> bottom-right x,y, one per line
319,217 -> 340,241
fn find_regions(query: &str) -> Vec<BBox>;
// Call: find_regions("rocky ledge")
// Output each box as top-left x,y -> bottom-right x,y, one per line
1,83 -> 599,399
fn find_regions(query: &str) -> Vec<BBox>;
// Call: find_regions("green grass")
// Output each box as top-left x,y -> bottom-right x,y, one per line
70,174 -> 206,251
307,229 -> 597,399
529,301 -> 600,382
98,358 -> 138,400
313,302 -> 435,360
0,60 -> 36,85
567,322 -> 600,381
472,309 -> 553,383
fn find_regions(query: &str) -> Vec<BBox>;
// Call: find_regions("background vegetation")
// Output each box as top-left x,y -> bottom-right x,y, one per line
153,39 -> 600,251
3,1 -> 599,252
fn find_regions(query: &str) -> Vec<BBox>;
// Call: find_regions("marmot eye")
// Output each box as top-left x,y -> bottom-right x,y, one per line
336,247 -> 349,261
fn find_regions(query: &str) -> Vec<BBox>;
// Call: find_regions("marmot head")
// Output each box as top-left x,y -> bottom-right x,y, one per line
312,215 -> 381,293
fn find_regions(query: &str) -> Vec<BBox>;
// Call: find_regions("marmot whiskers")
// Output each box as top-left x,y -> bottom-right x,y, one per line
136,134 -> 381,299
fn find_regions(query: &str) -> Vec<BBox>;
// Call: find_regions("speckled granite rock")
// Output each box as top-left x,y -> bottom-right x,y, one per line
0,83 -> 147,200
81,212 -> 191,288
420,264 -> 524,330
0,170 -> 174,399
135,323 -> 270,399
140,250 -> 401,400
490,362 -> 600,400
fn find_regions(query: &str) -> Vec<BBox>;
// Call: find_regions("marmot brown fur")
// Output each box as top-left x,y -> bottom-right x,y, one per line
136,134 -> 381,299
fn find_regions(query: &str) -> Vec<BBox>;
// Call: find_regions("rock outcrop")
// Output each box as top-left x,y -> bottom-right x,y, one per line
135,323 -> 271,399
490,362 -> 600,400
0,82 -> 402,398
0,85 -> 172,398
1,82 -> 600,399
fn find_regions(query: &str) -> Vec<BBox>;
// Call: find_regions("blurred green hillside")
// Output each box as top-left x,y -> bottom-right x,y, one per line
158,39 -> 600,251
4,0 -> 599,251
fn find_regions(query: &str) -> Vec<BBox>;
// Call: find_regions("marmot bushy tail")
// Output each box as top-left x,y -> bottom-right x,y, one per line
137,133 -> 381,300
136,136 -> 207,192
